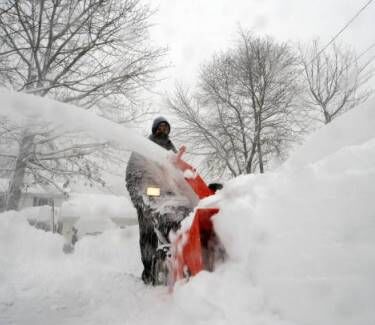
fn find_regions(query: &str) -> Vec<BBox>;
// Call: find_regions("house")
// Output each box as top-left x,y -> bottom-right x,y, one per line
20,183 -> 68,209
0,178 -> 68,212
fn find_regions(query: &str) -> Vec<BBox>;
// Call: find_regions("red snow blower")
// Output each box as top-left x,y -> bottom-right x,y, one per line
170,146 -> 225,284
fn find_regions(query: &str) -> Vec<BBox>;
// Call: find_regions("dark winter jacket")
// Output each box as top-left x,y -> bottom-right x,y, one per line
126,117 -> 178,208
148,133 -> 177,153
125,117 -> 191,281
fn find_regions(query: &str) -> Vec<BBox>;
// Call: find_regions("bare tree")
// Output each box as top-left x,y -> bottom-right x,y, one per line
168,32 -> 301,178
0,0 -> 165,210
299,40 -> 373,124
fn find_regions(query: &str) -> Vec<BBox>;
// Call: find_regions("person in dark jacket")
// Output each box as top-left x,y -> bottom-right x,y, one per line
125,117 -> 190,284
148,117 -> 177,153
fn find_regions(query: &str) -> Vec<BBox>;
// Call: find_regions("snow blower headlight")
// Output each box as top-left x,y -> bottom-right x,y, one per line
146,186 -> 160,197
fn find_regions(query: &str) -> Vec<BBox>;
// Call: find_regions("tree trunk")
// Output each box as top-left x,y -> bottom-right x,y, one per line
257,141 -> 264,173
324,110 -> 332,124
6,133 -> 34,211
256,112 -> 264,174
245,140 -> 257,174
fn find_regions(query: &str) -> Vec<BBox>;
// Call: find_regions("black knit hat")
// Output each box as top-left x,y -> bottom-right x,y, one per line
151,116 -> 171,135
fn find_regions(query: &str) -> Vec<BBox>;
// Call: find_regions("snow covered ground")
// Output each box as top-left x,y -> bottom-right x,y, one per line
1,91 -> 375,325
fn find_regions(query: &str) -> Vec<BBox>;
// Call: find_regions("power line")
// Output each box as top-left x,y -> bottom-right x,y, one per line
296,0 -> 374,83
310,0 -> 374,65
358,41 -> 375,60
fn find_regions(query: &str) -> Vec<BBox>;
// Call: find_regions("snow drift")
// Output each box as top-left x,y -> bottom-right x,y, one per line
209,98 -> 375,325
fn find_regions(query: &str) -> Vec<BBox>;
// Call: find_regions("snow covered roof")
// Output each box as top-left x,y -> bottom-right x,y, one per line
0,178 -> 67,196
23,183 -> 66,196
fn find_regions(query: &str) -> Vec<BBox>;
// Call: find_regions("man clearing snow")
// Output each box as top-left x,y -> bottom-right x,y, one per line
125,117 -> 192,284
147,117 -> 177,153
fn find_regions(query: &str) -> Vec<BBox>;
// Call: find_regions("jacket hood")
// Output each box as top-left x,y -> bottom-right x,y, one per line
151,116 -> 171,135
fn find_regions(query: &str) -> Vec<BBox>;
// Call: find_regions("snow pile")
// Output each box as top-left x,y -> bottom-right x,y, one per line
284,99 -> 375,170
207,98 -> 375,325
0,209 -> 142,325
0,91 -> 374,325
61,193 -> 137,236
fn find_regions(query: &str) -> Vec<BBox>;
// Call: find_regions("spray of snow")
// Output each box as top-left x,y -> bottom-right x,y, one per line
0,89 -> 167,163
0,88 -> 198,207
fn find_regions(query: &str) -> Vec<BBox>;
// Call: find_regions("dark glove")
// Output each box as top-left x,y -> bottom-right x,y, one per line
208,183 -> 223,193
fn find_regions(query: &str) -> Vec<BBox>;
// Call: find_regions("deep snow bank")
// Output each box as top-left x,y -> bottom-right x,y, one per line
207,98 -> 375,325
0,209 -> 143,325
284,97 -> 375,170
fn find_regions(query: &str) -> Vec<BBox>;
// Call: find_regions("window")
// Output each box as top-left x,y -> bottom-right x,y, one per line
33,197 -> 51,207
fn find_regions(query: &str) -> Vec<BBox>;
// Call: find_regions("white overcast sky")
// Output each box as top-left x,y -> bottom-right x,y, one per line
145,0 -> 375,101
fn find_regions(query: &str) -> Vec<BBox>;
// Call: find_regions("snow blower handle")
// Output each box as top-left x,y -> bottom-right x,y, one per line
171,145 -> 186,166
176,145 -> 186,161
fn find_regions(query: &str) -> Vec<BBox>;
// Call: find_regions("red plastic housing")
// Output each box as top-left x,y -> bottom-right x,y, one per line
172,147 -> 220,282
173,208 -> 220,280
